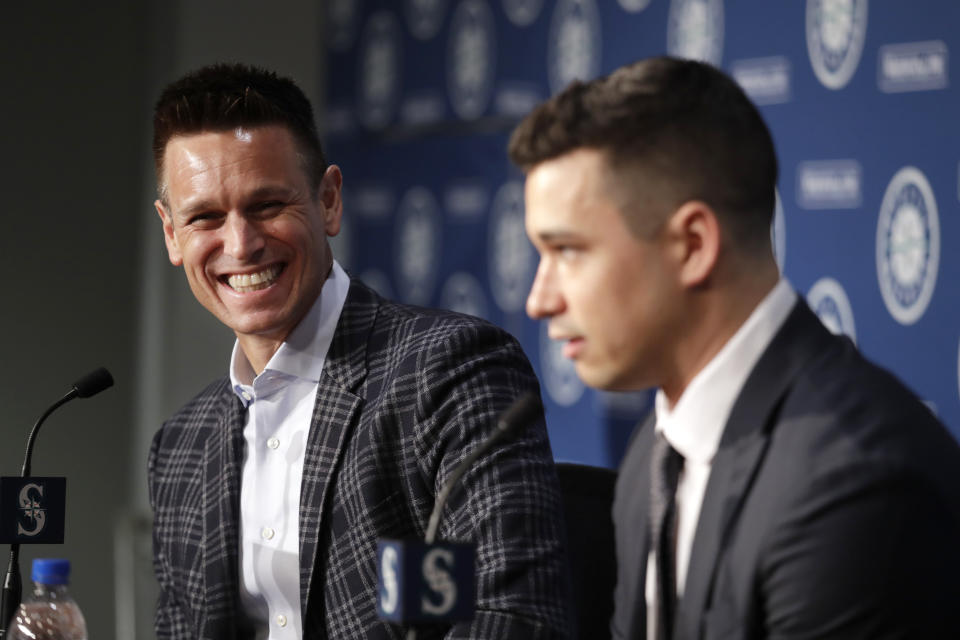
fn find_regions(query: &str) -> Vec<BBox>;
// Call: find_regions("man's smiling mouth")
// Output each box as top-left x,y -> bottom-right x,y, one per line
225,265 -> 283,292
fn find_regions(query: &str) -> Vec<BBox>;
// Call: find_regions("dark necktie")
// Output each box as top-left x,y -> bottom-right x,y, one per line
650,431 -> 684,640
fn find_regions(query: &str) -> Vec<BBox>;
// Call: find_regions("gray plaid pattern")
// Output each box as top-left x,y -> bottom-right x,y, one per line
149,280 -> 572,639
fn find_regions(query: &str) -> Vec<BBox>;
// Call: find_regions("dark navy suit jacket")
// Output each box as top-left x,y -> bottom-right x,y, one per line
612,300 -> 960,639
150,279 -> 571,639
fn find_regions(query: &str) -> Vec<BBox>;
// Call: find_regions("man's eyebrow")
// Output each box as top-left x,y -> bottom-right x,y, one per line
174,185 -> 298,220
534,229 -> 586,243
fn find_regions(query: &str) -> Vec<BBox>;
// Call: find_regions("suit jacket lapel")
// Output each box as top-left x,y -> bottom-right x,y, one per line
676,302 -> 833,640
201,389 -> 248,637
299,280 -> 377,620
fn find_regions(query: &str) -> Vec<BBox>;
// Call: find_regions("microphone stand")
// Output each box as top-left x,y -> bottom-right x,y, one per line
0,368 -> 113,638
405,393 -> 538,640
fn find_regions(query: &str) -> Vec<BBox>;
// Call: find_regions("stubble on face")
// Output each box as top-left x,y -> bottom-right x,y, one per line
525,148 -> 681,393
157,126 -> 339,369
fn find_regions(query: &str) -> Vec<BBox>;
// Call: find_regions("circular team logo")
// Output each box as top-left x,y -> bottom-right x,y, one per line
395,187 -> 442,305
807,276 -> 857,343
771,189 -> 786,273
539,322 -> 585,407
447,0 -> 496,120
405,0 -> 447,40
502,0 -> 544,26
327,0 -> 362,52
358,11 -> 402,130
617,0 -> 651,12
440,272 -> 489,319
667,0 -> 724,66
547,0 -> 602,95
488,181 -> 536,313
806,0 -> 868,90
876,167 -> 940,326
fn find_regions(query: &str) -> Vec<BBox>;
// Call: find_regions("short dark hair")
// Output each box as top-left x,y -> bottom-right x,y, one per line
508,56 -> 778,251
152,63 -> 326,201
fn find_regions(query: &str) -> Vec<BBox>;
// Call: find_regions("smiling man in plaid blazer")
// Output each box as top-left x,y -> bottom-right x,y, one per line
148,63 -> 571,640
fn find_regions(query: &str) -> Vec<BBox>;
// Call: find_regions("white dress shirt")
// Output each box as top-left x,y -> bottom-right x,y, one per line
645,279 -> 796,638
230,261 -> 350,640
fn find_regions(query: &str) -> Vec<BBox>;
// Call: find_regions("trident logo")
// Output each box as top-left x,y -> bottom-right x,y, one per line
17,482 -> 46,536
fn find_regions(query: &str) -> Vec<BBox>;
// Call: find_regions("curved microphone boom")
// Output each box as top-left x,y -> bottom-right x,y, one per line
425,392 -> 540,544
0,367 -> 114,638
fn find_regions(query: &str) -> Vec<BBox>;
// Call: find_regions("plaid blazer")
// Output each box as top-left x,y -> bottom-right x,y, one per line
149,279 -> 572,639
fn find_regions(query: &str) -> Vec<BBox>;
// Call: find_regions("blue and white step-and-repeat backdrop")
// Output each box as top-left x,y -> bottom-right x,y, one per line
322,0 -> 959,468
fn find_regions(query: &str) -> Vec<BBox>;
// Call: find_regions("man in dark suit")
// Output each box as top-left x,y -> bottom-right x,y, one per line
509,56 -> 960,639
149,63 -> 570,639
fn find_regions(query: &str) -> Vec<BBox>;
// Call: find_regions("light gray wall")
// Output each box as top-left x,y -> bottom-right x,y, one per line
2,2 -> 322,638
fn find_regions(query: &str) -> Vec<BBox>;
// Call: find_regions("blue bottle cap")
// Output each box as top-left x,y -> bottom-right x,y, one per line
32,558 -> 71,585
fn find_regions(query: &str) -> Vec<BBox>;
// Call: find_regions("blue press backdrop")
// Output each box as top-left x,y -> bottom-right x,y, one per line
322,0 -> 959,468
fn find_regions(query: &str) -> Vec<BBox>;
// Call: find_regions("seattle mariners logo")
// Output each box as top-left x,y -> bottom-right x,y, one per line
440,272 -> 489,319
807,277 -> 857,343
547,0 -> 601,95
502,0 -> 544,27
395,187 -> 442,305
667,0 -> 724,66
448,0 -> 496,120
18,483 -> 46,537
327,0 -> 361,52
540,322 -> 585,407
358,11 -> 402,130
806,0 -> 868,90
488,181 -> 536,313
771,189 -> 786,273
876,167 -> 940,325
406,0 -> 448,40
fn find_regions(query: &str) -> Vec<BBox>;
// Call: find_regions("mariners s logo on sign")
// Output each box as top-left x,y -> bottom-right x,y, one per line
540,322 -> 585,407
488,181 -> 535,313
667,0 -> 724,66
807,277 -> 857,343
405,0 -> 447,40
395,187 -> 442,305
502,0 -> 544,27
0,477 -> 66,544
876,167 -> 940,326
448,0 -> 496,120
547,0 -> 601,95
358,11 -> 402,130
806,0 -> 868,90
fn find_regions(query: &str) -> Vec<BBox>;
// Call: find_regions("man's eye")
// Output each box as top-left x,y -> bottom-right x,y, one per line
255,201 -> 284,213
188,213 -> 218,225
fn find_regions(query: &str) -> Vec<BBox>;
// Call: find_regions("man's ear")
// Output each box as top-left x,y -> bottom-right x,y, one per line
155,200 -> 184,266
664,200 -> 720,288
318,165 -> 343,237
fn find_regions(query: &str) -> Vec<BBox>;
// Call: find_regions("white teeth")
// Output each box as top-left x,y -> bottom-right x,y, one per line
227,266 -> 281,292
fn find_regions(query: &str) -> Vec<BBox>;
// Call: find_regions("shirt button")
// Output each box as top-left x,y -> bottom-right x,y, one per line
241,390 -> 252,401
267,437 -> 280,450
261,527 -> 275,540
276,614 -> 287,627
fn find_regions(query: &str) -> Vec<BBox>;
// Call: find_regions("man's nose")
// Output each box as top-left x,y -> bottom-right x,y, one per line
223,213 -> 265,260
526,260 -> 563,320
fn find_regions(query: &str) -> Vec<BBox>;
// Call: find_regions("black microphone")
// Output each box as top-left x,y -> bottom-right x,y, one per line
376,393 -> 540,635
0,367 -> 114,637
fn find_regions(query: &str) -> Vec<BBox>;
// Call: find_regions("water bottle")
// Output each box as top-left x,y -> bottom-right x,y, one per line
7,558 -> 87,640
